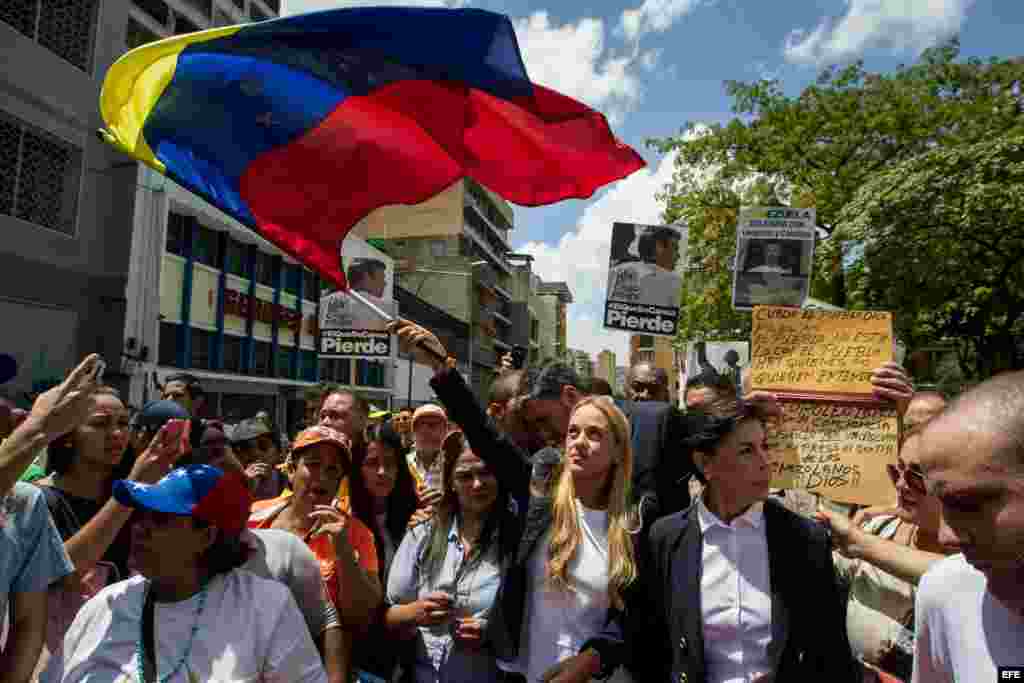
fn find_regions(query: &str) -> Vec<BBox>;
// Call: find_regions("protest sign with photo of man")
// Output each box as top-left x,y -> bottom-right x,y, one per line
319,241 -> 397,359
603,222 -> 685,337
732,207 -> 816,310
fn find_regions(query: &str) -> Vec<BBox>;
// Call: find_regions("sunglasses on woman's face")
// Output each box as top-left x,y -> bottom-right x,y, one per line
886,460 -> 927,494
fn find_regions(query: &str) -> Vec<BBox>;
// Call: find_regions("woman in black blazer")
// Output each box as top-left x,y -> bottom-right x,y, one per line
630,396 -> 860,683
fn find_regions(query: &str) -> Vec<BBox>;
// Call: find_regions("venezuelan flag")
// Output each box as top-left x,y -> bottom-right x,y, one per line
100,7 -> 645,288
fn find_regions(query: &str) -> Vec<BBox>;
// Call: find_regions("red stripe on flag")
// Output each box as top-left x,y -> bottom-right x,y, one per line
241,80 -> 643,288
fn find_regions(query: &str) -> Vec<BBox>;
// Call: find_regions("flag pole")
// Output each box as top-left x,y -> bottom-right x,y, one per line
347,289 -> 447,363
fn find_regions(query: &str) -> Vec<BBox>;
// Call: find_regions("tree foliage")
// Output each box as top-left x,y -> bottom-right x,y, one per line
833,134 -> 1024,377
653,39 -> 1024,376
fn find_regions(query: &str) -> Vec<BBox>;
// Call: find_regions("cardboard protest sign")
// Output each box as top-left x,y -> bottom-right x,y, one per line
751,306 -> 893,398
732,207 -> 816,310
319,241 -> 396,360
604,222 -> 685,338
769,400 -> 899,505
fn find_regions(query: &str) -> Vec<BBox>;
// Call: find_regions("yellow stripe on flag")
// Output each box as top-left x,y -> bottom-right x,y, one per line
99,25 -> 243,172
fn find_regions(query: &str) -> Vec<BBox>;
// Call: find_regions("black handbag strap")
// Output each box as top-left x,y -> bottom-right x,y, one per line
139,586 -> 157,683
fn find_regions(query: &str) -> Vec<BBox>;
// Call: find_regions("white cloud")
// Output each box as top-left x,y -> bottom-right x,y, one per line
513,12 -> 643,122
280,4 -> 644,123
519,150 -> 680,361
618,0 -> 705,41
282,0 -> 466,14
783,0 -> 973,65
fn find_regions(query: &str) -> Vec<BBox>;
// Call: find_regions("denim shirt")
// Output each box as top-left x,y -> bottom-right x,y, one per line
387,519 -> 503,683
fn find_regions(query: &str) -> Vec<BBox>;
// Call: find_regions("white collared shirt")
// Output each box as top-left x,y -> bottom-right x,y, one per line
697,498 -> 773,683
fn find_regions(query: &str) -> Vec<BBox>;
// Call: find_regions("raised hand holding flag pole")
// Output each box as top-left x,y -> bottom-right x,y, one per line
99,6 -> 645,293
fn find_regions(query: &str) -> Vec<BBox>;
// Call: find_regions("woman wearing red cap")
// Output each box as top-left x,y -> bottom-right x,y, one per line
59,464 -> 327,682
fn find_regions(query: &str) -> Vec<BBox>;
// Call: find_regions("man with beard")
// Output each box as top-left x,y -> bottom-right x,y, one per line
913,371 -> 1024,682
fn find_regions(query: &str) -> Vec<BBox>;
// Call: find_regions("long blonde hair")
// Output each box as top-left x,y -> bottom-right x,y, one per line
545,396 -> 637,610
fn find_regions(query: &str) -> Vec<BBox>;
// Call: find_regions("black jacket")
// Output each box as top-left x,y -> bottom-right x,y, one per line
615,400 -> 701,526
430,368 -> 594,664
429,370 -> 703,671
628,498 -> 859,682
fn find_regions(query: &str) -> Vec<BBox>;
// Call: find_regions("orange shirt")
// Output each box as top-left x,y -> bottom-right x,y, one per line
248,495 -> 378,609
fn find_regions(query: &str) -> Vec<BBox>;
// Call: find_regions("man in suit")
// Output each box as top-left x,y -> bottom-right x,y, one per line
628,397 -> 861,683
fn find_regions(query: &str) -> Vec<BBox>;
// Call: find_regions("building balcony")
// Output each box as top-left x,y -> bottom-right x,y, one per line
493,310 -> 512,326
464,192 -> 511,249
462,220 -> 511,276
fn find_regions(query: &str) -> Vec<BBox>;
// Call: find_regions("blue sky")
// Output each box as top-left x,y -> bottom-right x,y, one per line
283,0 -> 1024,363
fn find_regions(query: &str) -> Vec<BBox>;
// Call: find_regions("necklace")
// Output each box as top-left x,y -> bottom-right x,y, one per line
136,581 -> 208,683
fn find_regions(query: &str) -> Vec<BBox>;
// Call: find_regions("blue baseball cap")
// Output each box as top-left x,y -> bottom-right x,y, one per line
113,465 -> 251,534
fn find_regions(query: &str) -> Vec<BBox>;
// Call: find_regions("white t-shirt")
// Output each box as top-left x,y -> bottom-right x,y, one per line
516,502 -> 632,683
242,528 -> 338,636
60,569 -> 327,683
912,554 -> 1024,683
607,262 -> 679,309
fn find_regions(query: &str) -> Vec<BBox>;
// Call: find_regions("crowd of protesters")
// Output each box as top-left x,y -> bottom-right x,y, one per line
0,316 -> 1020,683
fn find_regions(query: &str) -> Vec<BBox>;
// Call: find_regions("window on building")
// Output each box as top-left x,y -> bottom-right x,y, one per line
1,0 -> 100,71
282,263 -> 300,296
173,10 -> 200,35
253,251 -> 275,287
356,359 -> 386,388
190,328 -> 213,370
224,237 -> 247,277
302,269 -> 318,301
125,16 -> 161,49
275,347 -> 292,379
159,322 -> 179,366
132,0 -> 170,27
0,109 -> 82,236
252,340 -> 272,376
178,0 -> 210,21
301,350 -> 318,382
222,334 -> 244,374
165,212 -> 190,256
429,240 -> 446,258
320,358 -> 351,383
251,3 -> 271,22
193,225 -> 220,268
211,6 -> 231,26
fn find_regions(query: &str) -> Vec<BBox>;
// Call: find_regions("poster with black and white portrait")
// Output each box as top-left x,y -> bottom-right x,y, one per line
732,207 -> 816,310
604,222 -> 685,337
319,241 -> 396,359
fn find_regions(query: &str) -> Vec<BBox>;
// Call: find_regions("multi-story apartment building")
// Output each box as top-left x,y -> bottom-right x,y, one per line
596,350 -> 616,387
536,281 -> 573,364
0,1 -> 154,400
358,179 -> 518,398
569,349 -> 594,384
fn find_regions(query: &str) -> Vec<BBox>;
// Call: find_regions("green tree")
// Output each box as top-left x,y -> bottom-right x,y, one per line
659,166 -> 785,343
653,38 -> 1024,376
833,134 -> 1024,377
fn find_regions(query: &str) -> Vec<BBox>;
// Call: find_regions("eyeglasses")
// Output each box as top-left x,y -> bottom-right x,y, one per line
887,461 -> 927,494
